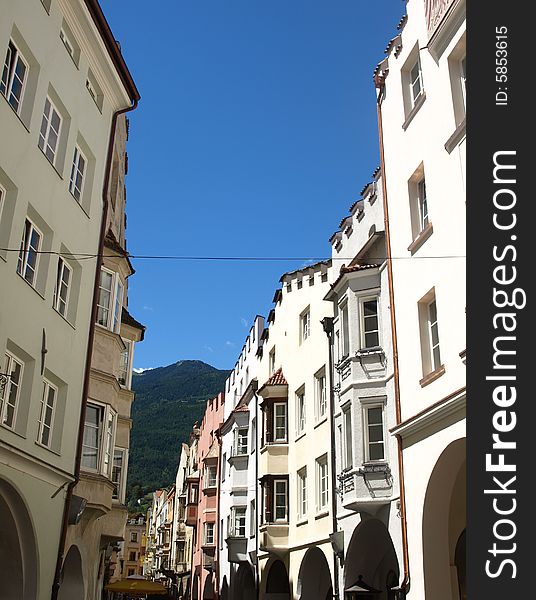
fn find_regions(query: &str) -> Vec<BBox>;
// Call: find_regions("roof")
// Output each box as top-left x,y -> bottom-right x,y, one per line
84,0 -> 140,103
262,368 -> 287,387
122,306 -> 146,338
279,260 -> 330,282
330,263 -> 379,291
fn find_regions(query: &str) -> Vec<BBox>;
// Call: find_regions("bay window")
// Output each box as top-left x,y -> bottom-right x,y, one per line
112,447 -> 128,503
363,404 -> 385,463
204,464 -> 217,488
230,506 -> 247,537
261,477 -> 288,524
233,428 -> 248,456
81,402 -> 116,477
359,296 -> 380,349
96,268 -> 123,333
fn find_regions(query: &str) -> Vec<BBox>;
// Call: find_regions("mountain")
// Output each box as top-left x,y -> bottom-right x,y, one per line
126,360 -> 230,508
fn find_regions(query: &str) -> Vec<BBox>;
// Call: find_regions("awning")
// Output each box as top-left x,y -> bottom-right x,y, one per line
104,577 -> 167,595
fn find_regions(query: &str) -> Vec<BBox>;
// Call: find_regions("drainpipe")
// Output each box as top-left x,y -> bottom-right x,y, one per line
216,418 -> 222,600
51,98 -> 138,600
321,317 -> 340,600
375,78 -> 410,599
252,379 -> 260,600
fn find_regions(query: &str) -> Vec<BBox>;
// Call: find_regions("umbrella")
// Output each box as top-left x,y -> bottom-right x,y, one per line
104,577 -> 168,596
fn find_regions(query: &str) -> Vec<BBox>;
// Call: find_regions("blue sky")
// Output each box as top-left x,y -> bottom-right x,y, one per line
100,0 -> 405,371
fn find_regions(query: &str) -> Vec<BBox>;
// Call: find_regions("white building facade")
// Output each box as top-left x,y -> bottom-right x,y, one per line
375,1 -> 466,599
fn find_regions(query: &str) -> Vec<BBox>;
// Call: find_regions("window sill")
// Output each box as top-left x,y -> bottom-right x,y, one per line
260,442 -> 288,452
35,440 -> 61,456
38,146 -> 64,180
419,364 -> 446,388
296,518 -> 308,527
407,222 -> 434,255
445,117 -> 466,154
1,93 -> 31,132
314,416 -> 328,430
17,272 -> 46,300
53,306 -> 76,330
402,91 -> 426,131
315,509 -> 329,520
70,191 -> 91,219
295,431 -> 306,442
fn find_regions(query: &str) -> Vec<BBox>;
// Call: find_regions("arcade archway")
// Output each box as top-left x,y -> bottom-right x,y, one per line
58,545 -> 84,600
297,547 -> 332,600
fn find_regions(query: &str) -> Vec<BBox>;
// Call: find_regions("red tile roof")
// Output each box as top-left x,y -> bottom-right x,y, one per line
263,368 -> 287,387
331,263 -> 379,290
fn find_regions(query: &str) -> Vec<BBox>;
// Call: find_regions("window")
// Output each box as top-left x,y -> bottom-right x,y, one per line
112,448 -> 127,502
427,299 -> 441,371
251,418 -> 256,453
408,167 -> 433,249
409,57 -> 423,107
221,453 -> 226,481
231,506 -> 246,537
274,479 -> 288,522
69,146 -> 86,202
205,465 -> 217,488
127,568 -> 135,577
417,179 -> 429,233
96,268 -> 123,333
301,308 -> 311,342
129,551 -> 136,562
53,257 -> 72,318
274,402 -> 287,442
342,405 -> 353,470
81,403 -> 116,476
316,455 -> 328,512
189,484 -> 198,505
269,347 -> 276,374
363,405 -> 385,462
130,531 -> 138,543
340,303 -> 350,358
118,340 -> 133,387
38,97 -> 62,165
315,370 -> 327,421
17,219 -> 42,287
234,428 -> 248,456
204,522 -> 215,545
360,297 -> 380,349
37,380 -> 57,447
297,468 -> 307,520
296,388 -> 306,436
86,69 -> 103,111
1,40 -> 28,114
459,56 -> 466,112
250,500 -> 256,536
0,185 -> 4,224
59,22 -> 80,66
0,352 -> 23,429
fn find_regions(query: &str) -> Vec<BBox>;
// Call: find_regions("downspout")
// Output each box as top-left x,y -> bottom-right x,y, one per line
321,317 -> 340,600
253,380 -> 260,600
375,78 -> 410,598
51,98 -> 138,600
216,421 -> 222,600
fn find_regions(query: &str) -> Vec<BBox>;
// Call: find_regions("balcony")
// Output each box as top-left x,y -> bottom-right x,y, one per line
259,524 -> 288,552
338,463 -> 394,514
336,350 -> 386,388
185,504 -> 197,526
226,536 -> 248,563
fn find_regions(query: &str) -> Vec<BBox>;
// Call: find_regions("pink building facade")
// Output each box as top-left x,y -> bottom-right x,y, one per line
188,392 -> 225,600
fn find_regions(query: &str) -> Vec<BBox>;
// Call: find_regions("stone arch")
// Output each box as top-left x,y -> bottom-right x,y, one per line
262,557 -> 290,600
192,573 -> 200,600
58,544 -> 84,600
235,562 -> 256,600
344,517 -> 400,599
0,478 -> 38,600
203,573 -> 215,599
297,547 -> 332,600
422,437 -> 466,600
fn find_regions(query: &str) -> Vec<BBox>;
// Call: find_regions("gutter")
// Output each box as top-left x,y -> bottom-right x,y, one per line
376,79 -> 410,598
51,96 -> 139,600
321,317 -> 340,600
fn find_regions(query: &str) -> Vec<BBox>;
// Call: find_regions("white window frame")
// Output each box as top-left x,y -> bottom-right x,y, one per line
359,295 -> 380,349
0,351 -> 24,430
295,388 -> 306,436
269,347 -> 276,374
69,146 -> 87,202
112,447 -> 128,503
300,308 -> 311,342
316,455 -> 329,513
118,339 -> 133,388
427,299 -> 441,371
17,218 -> 42,287
315,370 -> 327,421
417,178 -> 429,233
251,418 -> 256,453
459,55 -> 466,112
53,257 -> 73,318
339,301 -> 350,358
362,403 -> 386,463
37,379 -> 58,448
231,506 -> 247,538
81,402 -> 117,476
273,402 -> 287,442
342,404 -> 353,470
234,427 -> 248,456
274,479 -> 288,523
205,464 -> 217,489
250,499 -> 256,536
38,97 -> 62,166
204,522 -> 215,545
97,268 -> 123,333
409,57 -> 423,108
297,468 -> 307,520
0,184 -> 5,224
1,40 -> 28,115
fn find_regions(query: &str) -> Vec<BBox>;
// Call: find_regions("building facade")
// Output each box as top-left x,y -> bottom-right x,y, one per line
375,1 -> 466,598
115,513 -> 146,579
0,1 -> 140,599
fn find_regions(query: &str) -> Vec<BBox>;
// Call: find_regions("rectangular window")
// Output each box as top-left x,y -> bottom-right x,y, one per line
418,179 -> 429,232
234,428 -> 248,455
301,308 -> 311,342
409,58 -> 423,107
189,484 -> 198,505
231,506 -> 247,537
17,219 -> 42,287
297,468 -> 307,519
427,299 -> 441,371
0,185 -> 4,224
53,257 -> 72,317
221,453 -> 226,481
269,347 -> 276,374
102,409 -> 116,477
1,40 -> 28,114
364,405 -> 385,462
130,531 -> 138,543
273,402 -> 287,442
59,22 -> 80,66
129,551 -> 136,562
296,388 -> 306,436
0,352 -> 24,429
204,522 -> 215,545
205,465 -> 217,488
81,403 -> 116,475
251,418 -> 256,453
97,269 -> 123,332
274,479 -> 288,522
37,379 -> 57,447
250,500 -> 256,536
69,147 -> 86,202
112,279 -> 124,333
118,339 -> 132,387
316,455 -> 328,512
460,56 -> 467,111
38,97 -> 62,165
342,405 -> 353,469
315,370 -> 327,420
340,303 -> 350,358
360,297 -> 380,349
112,448 -> 127,502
